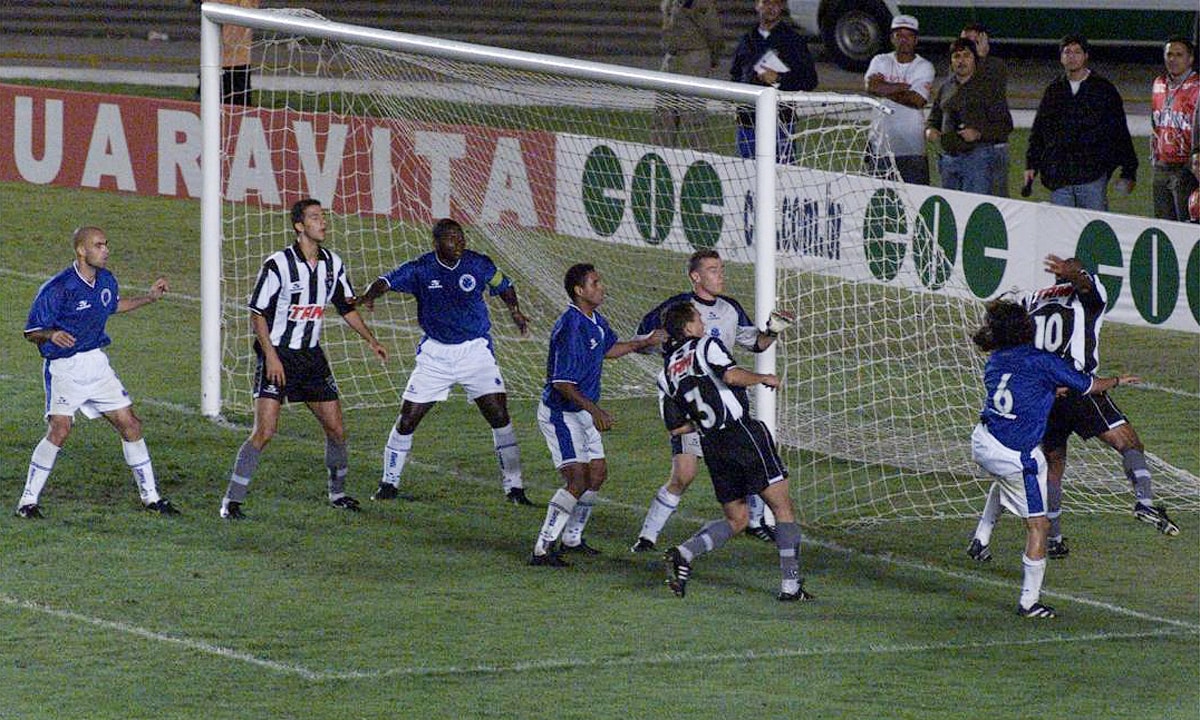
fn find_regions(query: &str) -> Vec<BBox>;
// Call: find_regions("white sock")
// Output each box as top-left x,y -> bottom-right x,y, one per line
747,493 -> 765,526
974,484 -> 1002,545
1019,554 -> 1047,610
382,426 -> 412,487
122,439 -> 160,504
561,490 -> 597,547
637,484 -> 681,543
491,423 -> 523,492
20,438 -> 61,507
534,488 -> 577,555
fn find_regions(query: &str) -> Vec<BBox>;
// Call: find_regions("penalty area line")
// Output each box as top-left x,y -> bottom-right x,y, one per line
0,591 -> 1191,681
0,593 -> 324,681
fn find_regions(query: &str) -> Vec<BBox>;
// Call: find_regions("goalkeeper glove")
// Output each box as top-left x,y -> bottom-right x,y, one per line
764,309 -> 794,337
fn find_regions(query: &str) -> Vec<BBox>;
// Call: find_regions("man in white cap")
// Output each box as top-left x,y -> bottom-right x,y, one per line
864,14 -> 935,184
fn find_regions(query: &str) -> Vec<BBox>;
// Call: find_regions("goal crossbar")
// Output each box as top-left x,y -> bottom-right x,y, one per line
198,2 -> 885,424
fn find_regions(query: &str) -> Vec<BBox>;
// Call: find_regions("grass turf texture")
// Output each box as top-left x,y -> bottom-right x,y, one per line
0,179 -> 1196,718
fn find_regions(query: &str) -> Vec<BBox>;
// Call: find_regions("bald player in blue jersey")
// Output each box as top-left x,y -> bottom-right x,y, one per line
529,263 -> 665,565
356,219 -> 534,505
17,226 -> 178,518
968,299 -> 1136,618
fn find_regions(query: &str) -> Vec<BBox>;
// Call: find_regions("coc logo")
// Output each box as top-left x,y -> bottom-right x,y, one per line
580,145 -> 723,250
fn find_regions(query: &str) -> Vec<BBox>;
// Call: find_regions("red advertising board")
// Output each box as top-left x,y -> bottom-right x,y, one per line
0,83 -> 557,230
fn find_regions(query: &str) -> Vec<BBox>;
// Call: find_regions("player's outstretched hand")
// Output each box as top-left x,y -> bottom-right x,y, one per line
760,373 -> 780,390
591,407 -> 616,432
1116,375 -> 1140,387
149,277 -> 169,300
510,307 -> 530,336
349,296 -> 375,312
369,340 -> 388,362
766,309 -> 794,336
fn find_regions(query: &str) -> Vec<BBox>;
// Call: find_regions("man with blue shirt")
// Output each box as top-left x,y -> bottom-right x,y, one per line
968,299 -> 1135,618
356,219 -> 533,505
17,226 -> 179,518
529,263 -> 664,565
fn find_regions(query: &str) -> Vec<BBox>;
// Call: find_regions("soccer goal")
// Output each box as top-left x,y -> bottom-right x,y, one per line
199,4 -> 1198,524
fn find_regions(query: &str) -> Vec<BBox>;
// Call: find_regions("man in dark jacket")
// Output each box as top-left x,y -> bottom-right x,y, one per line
1025,35 -> 1138,210
925,37 -> 1013,195
729,0 -> 818,163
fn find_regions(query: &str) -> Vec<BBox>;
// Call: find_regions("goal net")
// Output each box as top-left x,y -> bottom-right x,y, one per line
202,6 -> 1199,524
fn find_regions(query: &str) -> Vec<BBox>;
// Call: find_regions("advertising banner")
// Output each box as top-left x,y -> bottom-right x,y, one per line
555,135 -> 1199,332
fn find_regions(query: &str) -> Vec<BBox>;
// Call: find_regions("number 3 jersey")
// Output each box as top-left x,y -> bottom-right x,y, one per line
1017,272 -> 1106,374
659,336 -> 749,435
980,344 -> 1094,453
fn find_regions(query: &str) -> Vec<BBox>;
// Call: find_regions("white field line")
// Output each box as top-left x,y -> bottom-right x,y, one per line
0,589 -> 1189,681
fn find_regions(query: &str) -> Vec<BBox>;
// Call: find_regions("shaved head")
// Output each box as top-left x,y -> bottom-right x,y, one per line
72,226 -> 105,252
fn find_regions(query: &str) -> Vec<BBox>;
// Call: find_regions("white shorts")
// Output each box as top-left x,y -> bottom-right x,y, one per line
671,430 -> 703,457
971,423 -> 1048,518
402,337 -> 507,403
537,401 -> 605,469
43,348 -> 132,420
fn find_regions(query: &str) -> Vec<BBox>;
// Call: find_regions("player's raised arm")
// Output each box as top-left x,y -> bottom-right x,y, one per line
116,277 -> 169,314
354,277 -> 391,310
498,286 -> 529,336
1043,255 -> 1093,293
607,328 -> 666,358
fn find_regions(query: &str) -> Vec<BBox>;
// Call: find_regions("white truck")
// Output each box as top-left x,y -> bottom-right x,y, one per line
787,0 -> 1200,71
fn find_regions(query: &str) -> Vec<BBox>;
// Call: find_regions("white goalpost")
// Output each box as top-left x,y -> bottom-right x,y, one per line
199,4 -> 1198,525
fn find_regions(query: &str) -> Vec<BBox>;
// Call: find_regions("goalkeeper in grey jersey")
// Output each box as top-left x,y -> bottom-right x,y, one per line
629,250 -> 793,553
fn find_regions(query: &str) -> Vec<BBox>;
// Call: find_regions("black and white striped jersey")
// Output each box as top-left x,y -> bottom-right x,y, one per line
659,336 -> 749,435
248,243 -> 356,350
1018,272 -> 1107,375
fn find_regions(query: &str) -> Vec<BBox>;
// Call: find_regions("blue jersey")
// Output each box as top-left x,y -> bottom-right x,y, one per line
25,264 -> 119,360
542,305 -> 618,411
980,344 -> 1094,453
380,249 -> 512,344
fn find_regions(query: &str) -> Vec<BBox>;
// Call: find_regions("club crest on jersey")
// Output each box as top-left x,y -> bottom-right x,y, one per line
288,304 -> 325,321
100,288 -> 113,307
459,274 -> 477,292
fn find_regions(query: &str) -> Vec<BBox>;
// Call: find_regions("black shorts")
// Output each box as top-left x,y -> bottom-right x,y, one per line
253,345 -> 339,403
699,418 -> 788,504
1042,389 -> 1127,450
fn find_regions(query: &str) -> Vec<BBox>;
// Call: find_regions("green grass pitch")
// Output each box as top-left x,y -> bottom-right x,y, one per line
0,179 -> 1196,719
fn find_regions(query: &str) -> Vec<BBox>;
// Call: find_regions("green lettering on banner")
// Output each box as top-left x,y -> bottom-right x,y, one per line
863,188 -> 907,281
1074,220 -> 1124,313
1128,229 -> 1179,325
914,196 -> 957,290
960,202 -> 1006,298
630,153 -> 674,245
679,161 -> 723,250
1188,241 -> 1200,324
581,145 -> 624,237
